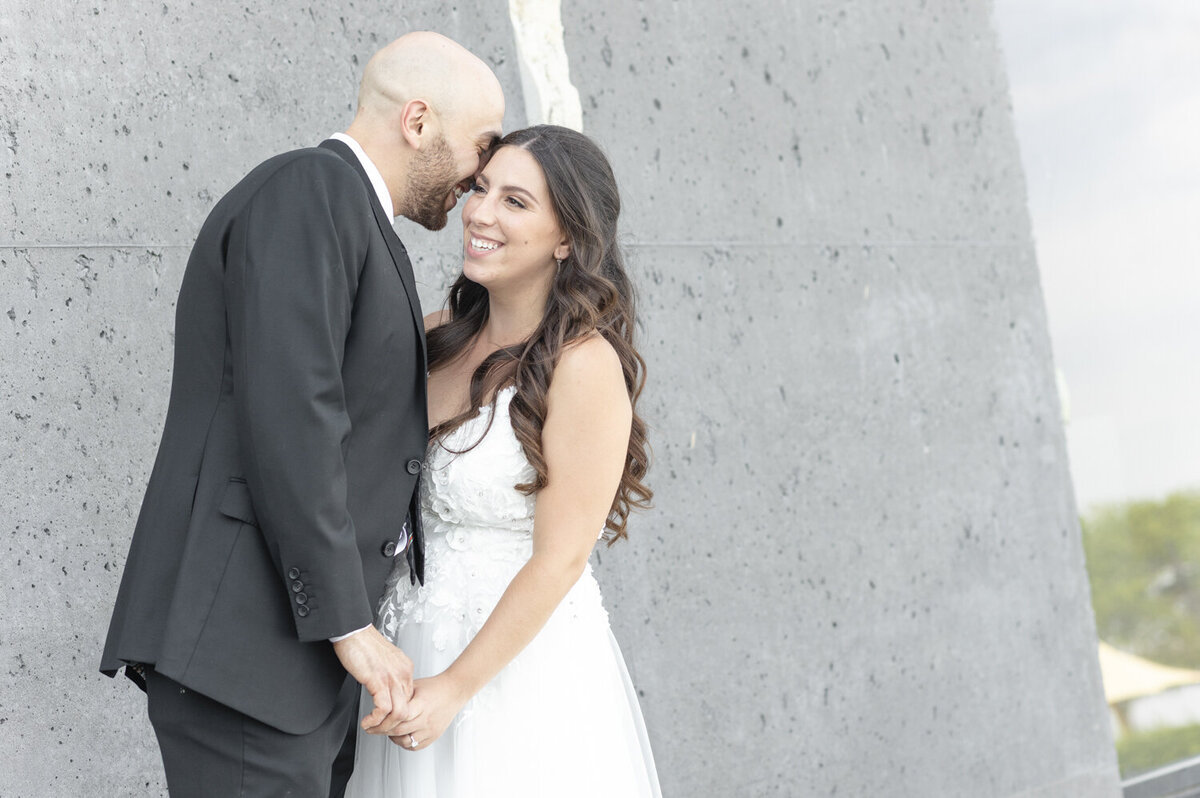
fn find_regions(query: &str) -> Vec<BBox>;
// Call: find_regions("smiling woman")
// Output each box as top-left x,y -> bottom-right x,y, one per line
343,125 -> 659,797
458,147 -> 570,302
427,127 -> 652,543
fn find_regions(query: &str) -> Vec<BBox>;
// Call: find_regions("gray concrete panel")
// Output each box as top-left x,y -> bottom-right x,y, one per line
1,0 -> 1121,795
563,1 -> 1031,246
2,245 -> 178,794
596,242 -> 1114,795
558,0 -> 1118,794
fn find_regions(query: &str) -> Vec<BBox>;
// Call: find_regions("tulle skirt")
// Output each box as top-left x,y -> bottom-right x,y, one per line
343,567 -> 661,798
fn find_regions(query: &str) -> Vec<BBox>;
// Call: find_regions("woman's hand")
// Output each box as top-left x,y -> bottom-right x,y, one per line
387,672 -> 471,752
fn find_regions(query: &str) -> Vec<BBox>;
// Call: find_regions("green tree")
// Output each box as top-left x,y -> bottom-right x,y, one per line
1082,490 -> 1200,668
1117,723 -> 1200,778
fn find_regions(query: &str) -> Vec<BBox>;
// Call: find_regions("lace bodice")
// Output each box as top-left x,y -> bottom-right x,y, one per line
348,387 -> 660,798
423,385 -> 537,533
376,385 -> 607,656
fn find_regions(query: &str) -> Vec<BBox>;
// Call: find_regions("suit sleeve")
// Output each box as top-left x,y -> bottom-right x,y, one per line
224,155 -> 374,642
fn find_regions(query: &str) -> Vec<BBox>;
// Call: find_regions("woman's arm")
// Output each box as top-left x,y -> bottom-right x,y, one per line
384,334 -> 632,748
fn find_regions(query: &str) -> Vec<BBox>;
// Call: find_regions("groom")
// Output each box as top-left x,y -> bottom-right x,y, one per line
100,32 -> 504,796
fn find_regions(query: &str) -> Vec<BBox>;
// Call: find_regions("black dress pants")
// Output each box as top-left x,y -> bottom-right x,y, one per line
146,668 -> 360,798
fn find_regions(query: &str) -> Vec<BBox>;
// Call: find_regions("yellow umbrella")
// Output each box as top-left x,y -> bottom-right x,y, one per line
1098,641 -> 1200,705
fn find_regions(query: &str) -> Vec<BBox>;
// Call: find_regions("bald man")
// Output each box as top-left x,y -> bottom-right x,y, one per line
101,33 -> 504,797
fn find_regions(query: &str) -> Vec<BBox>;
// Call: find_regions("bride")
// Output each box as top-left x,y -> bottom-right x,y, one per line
344,125 -> 662,797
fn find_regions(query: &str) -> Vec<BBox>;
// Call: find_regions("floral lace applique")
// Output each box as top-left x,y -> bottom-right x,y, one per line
373,386 -> 612,718
377,387 -> 538,647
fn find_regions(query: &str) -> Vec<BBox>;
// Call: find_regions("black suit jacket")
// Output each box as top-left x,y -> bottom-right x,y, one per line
101,139 -> 427,734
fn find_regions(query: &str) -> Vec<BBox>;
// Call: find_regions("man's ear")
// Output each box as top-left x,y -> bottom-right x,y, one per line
399,99 -> 431,149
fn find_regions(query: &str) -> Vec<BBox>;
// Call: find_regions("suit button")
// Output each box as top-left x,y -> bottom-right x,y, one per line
291,580 -> 304,592
295,592 -> 308,605
296,605 -> 310,617
406,459 -> 422,475
288,567 -> 300,580
382,541 -> 397,557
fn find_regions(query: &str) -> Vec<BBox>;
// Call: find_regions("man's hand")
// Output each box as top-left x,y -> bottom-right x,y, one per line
332,625 -> 415,734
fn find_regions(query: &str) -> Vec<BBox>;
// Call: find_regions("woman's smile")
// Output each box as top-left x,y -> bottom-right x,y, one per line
466,235 -> 503,257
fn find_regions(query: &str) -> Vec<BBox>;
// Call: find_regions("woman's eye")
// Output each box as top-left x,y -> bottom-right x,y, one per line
505,196 -> 526,209
470,182 -> 485,195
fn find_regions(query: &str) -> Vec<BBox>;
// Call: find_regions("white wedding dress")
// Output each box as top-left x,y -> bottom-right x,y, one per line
344,385 -> 661,797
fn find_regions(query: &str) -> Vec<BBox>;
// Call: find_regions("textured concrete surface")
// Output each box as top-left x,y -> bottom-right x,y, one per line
1,0 -> 1119,796
562,4 -> 1117,793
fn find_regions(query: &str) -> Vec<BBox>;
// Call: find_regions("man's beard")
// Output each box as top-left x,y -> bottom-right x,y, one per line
400,134 -> 459,231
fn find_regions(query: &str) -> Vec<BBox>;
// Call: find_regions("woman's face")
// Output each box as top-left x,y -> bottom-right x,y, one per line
460,146 -> 569,295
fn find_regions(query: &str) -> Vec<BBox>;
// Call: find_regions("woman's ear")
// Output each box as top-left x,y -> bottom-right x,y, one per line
553,241 -> 571,262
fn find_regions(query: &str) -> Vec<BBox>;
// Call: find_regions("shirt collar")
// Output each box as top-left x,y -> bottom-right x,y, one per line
329,132 -> 395,219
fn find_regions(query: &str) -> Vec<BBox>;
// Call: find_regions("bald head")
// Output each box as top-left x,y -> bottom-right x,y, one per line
346,33 -> 505,230
357,31 -> 503,126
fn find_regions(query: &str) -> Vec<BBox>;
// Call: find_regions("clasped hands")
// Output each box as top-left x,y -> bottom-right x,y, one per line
332,625 -> 467,752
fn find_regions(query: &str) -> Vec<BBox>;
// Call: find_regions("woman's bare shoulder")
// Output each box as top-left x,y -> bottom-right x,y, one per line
423,309 -> 452,332
552,333 -> 626,399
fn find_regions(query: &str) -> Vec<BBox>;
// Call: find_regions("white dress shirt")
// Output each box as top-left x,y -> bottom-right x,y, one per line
329,132 -> 395,218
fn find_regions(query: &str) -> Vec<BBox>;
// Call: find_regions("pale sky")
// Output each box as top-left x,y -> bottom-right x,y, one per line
993,0 -> 1200,511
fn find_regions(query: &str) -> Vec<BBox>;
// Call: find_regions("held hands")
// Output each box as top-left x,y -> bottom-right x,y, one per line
386,673 -> 471,752
331,625 -> 415,734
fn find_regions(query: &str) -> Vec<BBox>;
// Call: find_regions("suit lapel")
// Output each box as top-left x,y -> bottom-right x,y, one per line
319,139 -> 427,371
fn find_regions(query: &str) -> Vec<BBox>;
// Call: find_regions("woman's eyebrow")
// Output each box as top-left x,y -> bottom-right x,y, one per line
497,184 -> 538,204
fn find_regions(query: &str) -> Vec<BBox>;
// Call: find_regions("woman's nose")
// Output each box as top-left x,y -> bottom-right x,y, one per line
466,194 -> 496,226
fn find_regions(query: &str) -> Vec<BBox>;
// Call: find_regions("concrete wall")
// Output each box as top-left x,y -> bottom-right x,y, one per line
0,1 -> 1120,795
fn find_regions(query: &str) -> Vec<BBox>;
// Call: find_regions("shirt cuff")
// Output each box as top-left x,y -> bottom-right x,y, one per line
329,526 -> 408,643
329,624 -> 372,643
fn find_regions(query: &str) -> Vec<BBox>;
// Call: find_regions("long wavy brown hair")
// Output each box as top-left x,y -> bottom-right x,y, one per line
426,125 -> 651,543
